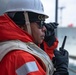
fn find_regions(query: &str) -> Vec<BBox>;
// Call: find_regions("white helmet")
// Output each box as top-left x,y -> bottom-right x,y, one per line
0,0 -> 48,18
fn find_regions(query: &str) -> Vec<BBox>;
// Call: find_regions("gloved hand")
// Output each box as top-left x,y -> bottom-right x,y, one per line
53,49 -> 69,75
44,22 -> 58,47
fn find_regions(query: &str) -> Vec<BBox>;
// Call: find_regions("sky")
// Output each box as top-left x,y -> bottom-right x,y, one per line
41,0 -> 76,27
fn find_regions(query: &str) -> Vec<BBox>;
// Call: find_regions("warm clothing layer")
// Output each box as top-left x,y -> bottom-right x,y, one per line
0,14 -> 33,42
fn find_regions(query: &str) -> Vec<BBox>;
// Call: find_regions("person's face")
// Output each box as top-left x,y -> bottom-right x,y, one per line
30,21 -> 46,45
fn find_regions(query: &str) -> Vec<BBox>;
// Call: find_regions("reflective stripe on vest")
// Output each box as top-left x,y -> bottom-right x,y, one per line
16,61 -> 38,75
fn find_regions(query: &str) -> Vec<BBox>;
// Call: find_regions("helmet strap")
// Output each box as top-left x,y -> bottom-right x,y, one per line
24,12 -> 31,35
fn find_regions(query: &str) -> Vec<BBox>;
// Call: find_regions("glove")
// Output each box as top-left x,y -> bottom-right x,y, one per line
53,49 -> 69,75
44,22 -> 58,47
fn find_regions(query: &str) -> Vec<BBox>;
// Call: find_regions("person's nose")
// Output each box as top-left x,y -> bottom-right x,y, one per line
42,26 -> 47,32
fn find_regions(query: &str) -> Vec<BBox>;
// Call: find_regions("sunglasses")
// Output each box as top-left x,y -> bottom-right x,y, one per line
35,21 -> 46,29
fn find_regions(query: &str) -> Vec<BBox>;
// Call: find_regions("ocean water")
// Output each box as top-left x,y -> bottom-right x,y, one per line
69,63 -> 76,75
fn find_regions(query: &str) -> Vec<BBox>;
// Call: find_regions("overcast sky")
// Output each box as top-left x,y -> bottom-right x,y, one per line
41,0 -> 76,27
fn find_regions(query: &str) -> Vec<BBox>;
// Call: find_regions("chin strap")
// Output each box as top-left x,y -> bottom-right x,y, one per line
24,11 -> 31,35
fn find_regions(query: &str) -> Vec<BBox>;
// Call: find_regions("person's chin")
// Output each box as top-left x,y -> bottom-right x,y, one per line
40,39 -> 44,43
38,37 -> 44,44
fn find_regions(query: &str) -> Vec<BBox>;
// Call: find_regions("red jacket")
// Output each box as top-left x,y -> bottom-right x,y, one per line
0,14 -> 58,75
42,39 -> 58,59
